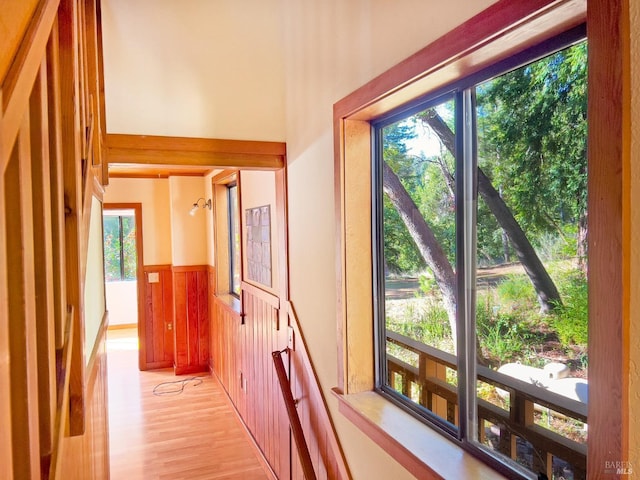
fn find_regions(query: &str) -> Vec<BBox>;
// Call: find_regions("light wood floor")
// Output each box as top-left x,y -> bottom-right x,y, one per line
107,328 -> 270,480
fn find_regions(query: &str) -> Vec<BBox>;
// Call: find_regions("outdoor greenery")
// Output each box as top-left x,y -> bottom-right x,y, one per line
382,41 -> 588,373
103,215 -> 137,282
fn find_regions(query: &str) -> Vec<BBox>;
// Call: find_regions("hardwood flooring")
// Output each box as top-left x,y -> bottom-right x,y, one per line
107,328 -> 270,480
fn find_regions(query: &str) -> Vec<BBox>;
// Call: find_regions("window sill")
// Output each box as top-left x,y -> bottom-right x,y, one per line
331,389 -> 507,480
214,293 -> 242,315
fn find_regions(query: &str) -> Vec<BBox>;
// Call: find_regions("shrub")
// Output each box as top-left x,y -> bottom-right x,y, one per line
550,270 -> 588,346
496,274 -> 536,308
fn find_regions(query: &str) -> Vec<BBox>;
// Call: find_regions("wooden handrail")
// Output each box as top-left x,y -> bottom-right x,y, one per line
272,349 -> 317,480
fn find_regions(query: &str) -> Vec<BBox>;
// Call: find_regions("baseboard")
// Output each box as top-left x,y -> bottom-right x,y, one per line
107,323 -> 137,330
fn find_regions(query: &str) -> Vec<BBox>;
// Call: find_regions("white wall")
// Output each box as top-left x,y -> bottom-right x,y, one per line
103,178 -> 172,265
84,196 -> 106,361
169,176 -> 209,266
240,170 -> 279,294
281,1 -> 498,478
101,0 -> 285,141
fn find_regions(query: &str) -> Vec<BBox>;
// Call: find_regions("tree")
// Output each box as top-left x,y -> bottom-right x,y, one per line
477,43 -> 588,269
382,161 -> 458,340
421,110 -> 562,312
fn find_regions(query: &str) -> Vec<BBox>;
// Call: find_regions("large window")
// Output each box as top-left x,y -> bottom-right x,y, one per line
374,37 -> 587,479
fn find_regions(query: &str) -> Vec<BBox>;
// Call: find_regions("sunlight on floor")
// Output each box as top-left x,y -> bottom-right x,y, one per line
106,327 -> 139,351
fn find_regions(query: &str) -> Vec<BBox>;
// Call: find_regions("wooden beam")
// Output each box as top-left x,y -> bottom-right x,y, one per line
105,134 -> 286,170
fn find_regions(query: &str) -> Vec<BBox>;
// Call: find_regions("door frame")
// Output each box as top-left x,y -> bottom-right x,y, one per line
103,203 -> 145,360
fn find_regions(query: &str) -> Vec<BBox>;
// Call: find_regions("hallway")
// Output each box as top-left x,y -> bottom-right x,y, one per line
106,328 -> 270,480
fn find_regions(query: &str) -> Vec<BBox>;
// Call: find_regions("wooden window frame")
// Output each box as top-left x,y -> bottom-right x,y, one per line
333,0 -> 628,478
212,170 -> 243,311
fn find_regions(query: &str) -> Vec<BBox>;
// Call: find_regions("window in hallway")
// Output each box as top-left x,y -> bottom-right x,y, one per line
373,37 -> 587,479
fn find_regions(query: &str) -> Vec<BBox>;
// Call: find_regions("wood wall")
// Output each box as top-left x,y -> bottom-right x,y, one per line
141,265 -> 173,370
173,265 -> 209,374
59,316 -> 109,480
210,285 -> 350,479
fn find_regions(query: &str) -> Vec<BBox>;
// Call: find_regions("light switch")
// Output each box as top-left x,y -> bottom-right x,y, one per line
148,272 -> 159,283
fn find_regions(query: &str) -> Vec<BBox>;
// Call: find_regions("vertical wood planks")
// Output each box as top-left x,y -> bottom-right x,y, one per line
173,266 -> 209,375
141,265 -> 173,370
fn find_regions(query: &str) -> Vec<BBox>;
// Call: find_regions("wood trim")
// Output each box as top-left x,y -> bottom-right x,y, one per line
0,0 -> 60,166
46,17 -> 68,351
333,0 -> 586,122
587,0 -> 629,473
333,390 -> 506,480
275,168 -> 290,336
85,310 -> 108,393
332,0 -> 606,478
49,306 -> 74,480
106,323 -> 136,330
211,168 -> 239,184
241,281 -> 279,309
59,0 -> 86,437
143,264 -> 172,271
172,264 -> 208,272
105,134 -> 286,171
30,60 -> 58,463
104,202 -> 145,368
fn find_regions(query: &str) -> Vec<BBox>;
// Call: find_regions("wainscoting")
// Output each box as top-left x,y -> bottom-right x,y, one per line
141,265 -> 174,370
210,284 -> 350,480
59,316 -> 110,480
173,265 -> 209,375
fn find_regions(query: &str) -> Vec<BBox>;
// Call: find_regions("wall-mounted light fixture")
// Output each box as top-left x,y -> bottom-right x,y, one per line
189,197 -> 212,216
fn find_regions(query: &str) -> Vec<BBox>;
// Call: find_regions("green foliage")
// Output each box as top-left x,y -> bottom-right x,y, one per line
550,270 -> 588,346
103,215 -> 137,282
496,275 -> 536,308
476,296 -> 535,364
386,299 -> 453,353
476,43 -> 587,246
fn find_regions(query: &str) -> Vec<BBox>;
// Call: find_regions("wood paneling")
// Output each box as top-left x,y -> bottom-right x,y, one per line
210,286 -> 351,480
141,265 -> 173,370
287,302 -> 351,480
59,314 -> 110,480
173,265 -> 209,375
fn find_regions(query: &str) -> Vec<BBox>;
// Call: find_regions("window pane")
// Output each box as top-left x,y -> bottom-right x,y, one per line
121,216 -> 137,280
228,185 -> 241,296
379,96 -> 459,428
474,42 -> 587,478
103,216 -> 121,282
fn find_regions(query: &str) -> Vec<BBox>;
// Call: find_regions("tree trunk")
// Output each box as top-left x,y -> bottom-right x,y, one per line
382,162 -> 458,341
422,110 -> 562,312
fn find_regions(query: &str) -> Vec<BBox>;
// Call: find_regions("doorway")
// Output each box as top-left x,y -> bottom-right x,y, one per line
103,203 -> 144,339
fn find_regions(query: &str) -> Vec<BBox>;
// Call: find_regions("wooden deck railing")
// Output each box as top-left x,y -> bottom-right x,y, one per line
386,330 -> 587,479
